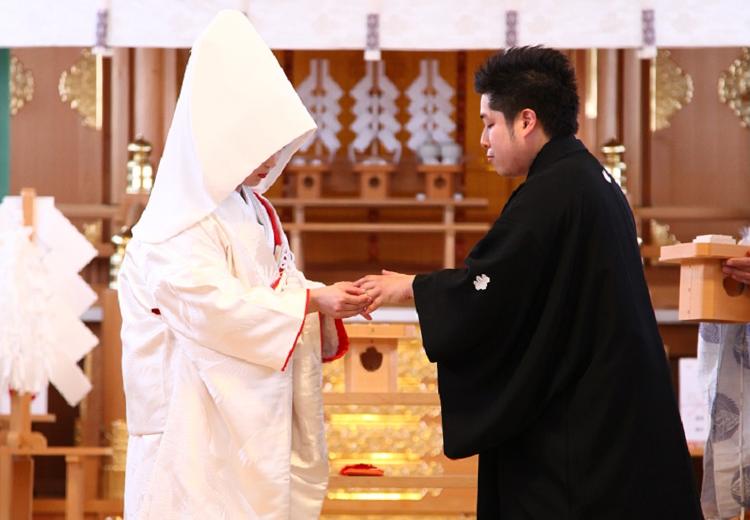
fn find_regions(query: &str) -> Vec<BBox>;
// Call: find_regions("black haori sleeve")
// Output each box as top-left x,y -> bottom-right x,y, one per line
413,216 -> 545,365
412,183 -> 587,459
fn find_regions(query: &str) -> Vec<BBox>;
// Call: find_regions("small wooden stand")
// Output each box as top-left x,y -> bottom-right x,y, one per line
344,324 -> 413,393
286,163 -> 329,199
417,164 -> 462,200
660,242 -> 750,322
353,163 -> 395,199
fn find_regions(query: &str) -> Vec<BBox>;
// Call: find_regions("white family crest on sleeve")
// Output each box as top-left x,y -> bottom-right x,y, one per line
473,274 -> 490,291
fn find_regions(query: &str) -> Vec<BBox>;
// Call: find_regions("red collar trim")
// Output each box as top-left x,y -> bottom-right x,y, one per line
253,192 -> 282,248
253,192 -> 284,289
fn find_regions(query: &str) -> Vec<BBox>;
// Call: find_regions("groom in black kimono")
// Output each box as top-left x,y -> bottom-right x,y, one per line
357,47 -> 702,519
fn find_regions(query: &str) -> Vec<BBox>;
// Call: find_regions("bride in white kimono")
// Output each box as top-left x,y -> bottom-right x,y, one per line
117,11 -> 369,519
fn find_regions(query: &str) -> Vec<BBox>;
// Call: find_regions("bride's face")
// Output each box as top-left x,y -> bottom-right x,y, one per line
242,152 -> 280,187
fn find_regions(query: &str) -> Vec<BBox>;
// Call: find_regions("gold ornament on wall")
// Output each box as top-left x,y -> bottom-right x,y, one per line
103,420 -> 128,499
81,220 -> 103,246
110,225 -> 133,290
127,137 -> 155,194
651,50 -> 694,132
650,219 -> 679,247
58,49 -> 98,129
9,54 -> 34,116
601,140 -> 627,194
719,48 -> 750,128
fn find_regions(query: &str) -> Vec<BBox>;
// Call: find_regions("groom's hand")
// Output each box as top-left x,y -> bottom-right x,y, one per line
355,270 -> 415,314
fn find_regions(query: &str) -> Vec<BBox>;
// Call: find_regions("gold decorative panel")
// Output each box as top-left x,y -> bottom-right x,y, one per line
323,353 -> 345,392
325,404 -> 443,475
719,48 -> 750,128
9,54 -> 34,116
652,50 -> 694,132
58,49 -> 97,129
398,338 -> 437,392
325,401 -> 444,501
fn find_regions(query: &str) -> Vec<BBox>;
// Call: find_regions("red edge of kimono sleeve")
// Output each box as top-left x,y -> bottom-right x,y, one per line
281,288 -> 310,372
321,315 -> 350,363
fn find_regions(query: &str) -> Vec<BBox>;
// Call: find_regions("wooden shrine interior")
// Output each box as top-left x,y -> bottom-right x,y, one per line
4,46 -> 750,519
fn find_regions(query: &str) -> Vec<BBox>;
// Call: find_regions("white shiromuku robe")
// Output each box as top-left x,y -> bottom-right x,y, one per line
117,11 -> 340,518
119,188 -> 346,519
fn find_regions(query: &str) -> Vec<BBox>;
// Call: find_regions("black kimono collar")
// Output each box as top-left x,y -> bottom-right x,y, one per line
527,135 -> 586,178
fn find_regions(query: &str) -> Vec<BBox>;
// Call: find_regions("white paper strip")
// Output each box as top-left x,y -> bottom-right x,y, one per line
1,0 -> 748,49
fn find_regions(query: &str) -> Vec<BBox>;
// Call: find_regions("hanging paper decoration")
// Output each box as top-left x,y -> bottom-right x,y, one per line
296,59 -> 343,162
349,60 -> 401,164
405,59 -> 456,155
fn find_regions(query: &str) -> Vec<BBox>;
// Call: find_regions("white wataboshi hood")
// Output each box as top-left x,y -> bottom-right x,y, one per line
133,10 -> 316,243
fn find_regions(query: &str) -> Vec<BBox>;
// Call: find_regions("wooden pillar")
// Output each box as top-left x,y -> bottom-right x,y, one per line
101,289 -> 126,426
0,450 -> 34,520
622,50 -> 645,207
81,349 -> 103,501
0,449 -> 11,520
12,456 -> 33,520
65,455 -> 85,520
8,392 -> 32,443
0,49 -> 9,199
109,48 -> 132,207
596,49 -> 620,149
162,49 -> 179,141
443,205 -> 456,269
291,204 -> 304,270
456,51 -> 467,192
622,50 -> 644,235
134,49 -> 165,168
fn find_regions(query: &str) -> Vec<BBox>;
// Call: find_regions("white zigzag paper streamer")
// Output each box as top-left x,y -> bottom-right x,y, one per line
296,59 -> 343,161
348,60 -> 401,163
405,59 -> 456,152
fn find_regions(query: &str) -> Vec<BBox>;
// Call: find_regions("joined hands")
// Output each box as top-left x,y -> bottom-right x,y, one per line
308,270 -> 415,321
309,282 -> 372,320
354,270 -> 415,316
